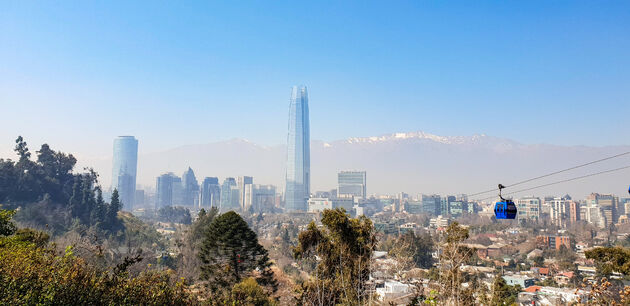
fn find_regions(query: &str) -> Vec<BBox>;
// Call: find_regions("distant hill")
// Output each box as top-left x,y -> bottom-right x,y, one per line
85,132 -> 630,200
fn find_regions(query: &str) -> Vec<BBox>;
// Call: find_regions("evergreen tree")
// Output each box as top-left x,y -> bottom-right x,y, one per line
490,275 -> 518,305
68,177 -> 82,219
107,189 -> 121,232
198,211 -> 276,293
91,186 -> 107,228
80,176 -> 95,224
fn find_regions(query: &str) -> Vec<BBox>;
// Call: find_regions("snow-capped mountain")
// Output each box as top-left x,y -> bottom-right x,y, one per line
84,132 -> 630,200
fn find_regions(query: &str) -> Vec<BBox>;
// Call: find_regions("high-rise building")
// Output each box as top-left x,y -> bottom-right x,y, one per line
171,176 -> 183,205
338,171 -> 367,200
112,136 -> 138,211
285,86 -> 310,212
134,189 -> 145,207
220,178 -> 238,211
156,173 -> 177,209
586,193 -> 618,228
200,177 -> 221,209
550,197 -> 570,227
182,167 -> 199,207
238,176 -> 254,212
516,197 -> 541,221
253,185 -> 277,213
421,194 -> 441,216
441,195 -> 456,216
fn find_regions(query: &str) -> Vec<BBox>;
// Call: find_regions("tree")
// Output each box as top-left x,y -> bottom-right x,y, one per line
198,211 -> 276,294
230,277 -> 277,306
157,206 -> 192,224
177,207 -> 218,281
107,189 -> 122,232
585,246 -> 630,275
389,231 -> 434,269
0,210 -> 195,305
532,255 -> 545,267
555,245 -> 577,271
293,208 -> 376,305
0,209 -> 16,236
437,222 -> 475,305
490,276 -> 518,305
91,186 -> 107,228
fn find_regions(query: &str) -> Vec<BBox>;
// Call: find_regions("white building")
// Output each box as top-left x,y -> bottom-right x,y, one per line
516,197 -> 541,221
430,215 -> 450,228
375,281 -> 411,301
308,197 -> 354,213
550,197 -> 570,227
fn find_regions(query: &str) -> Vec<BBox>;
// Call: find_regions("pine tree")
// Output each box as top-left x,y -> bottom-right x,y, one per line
80,176 -> 95,224
106,189 -> 121,232
490,275 -> 515,305
68,177 -> 82,219
198,211 -> 276,293
91,186 -> 107,228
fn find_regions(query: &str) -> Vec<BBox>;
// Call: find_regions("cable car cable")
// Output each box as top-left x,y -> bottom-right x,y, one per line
466,150 -> 630,197
474,164 -> 630,202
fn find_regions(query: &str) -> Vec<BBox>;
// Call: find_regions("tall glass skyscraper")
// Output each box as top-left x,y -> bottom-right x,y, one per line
112,136 -> 138,211
285,86 -> 310,212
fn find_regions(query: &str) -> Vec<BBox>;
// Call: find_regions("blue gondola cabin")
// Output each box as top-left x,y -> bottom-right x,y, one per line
495,200 -> 517,219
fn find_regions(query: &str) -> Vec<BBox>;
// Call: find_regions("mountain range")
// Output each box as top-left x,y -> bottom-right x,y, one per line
83,131 -> 630,201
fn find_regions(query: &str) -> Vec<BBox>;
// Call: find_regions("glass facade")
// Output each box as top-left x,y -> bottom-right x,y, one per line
220,177 -> 238,211
181,167 -> 199,207
337,171 -> 367,199
285,86 -> 310,212
200,177 -> 221,209
112,136 -> 138,211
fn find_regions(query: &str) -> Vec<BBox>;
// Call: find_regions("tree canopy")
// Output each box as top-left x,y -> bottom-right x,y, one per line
198,211 -> 276,294
293,208 -> 376,305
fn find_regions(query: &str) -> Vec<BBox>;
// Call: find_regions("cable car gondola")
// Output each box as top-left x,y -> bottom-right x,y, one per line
494,184 -> 517,219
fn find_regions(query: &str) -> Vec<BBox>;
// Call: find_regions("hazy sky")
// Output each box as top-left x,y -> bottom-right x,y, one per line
1,1 -> 629,159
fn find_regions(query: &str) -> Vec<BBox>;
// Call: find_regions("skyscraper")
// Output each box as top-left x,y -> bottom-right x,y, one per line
337,171 -> 367,199
238,176 -> 254,212
200,177 -> 221,209
156,173 -> 176,209
112,136 -> 138,211
220,177 -> 238,212
285,86 -> 310,212
182,167 -> 199,207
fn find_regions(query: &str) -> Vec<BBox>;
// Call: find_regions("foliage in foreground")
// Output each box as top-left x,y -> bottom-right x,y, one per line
293,208 -> 376,305
0,209 -> 195,305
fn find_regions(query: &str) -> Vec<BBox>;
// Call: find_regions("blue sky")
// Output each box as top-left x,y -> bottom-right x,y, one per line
1,1 -> 629,156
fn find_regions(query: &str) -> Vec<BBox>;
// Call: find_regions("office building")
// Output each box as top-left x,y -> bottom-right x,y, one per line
338,171 -> 367,200
585,193 -> 619,228
285,86 -> 310,212
422,194 -> 441,216
220,178 -> 238,211
253,185 -> 276,213
569,201 -> 581,224
182,167 -> 199,207
516,197 -> 541,221
156,173 -> 179,209
238,176 -> 254,212
440,196 -> 455,216
550,197 -> 570,227
308,197 -> 354,213
111,136 -> 138,211
200,177 -> 221,209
